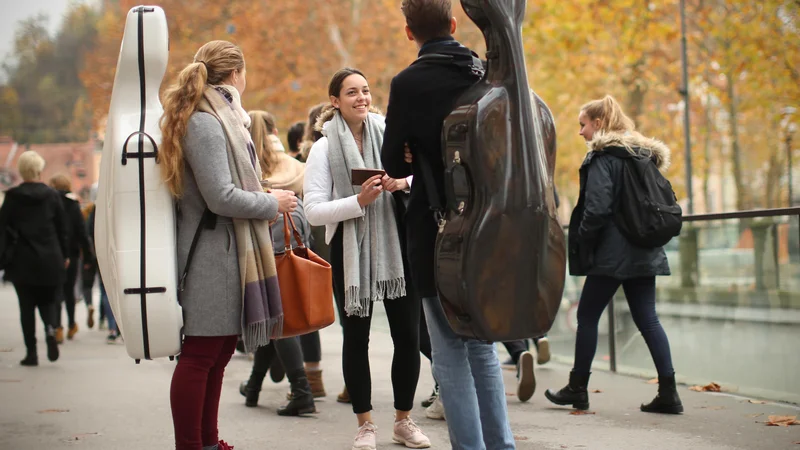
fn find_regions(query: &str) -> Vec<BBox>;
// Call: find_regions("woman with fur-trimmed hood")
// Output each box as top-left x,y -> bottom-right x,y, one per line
544,95 -> 683,415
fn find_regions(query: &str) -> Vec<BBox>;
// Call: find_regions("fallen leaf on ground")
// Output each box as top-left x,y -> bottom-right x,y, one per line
766,416 -> 798,427
646,378 -> 659,384
569,410 -> 596,415
700,406 -> 725,410
0,379 -> 21,383
505,392 -> 515,397
793,441 -> 800,444
513,435 -> 528,441
748,400 -> 768,404
592,389 -> 603,393
748,413 -> 765,418
689,383 -> 721,392
0,348 -> 12,352
37,409 -> 69,414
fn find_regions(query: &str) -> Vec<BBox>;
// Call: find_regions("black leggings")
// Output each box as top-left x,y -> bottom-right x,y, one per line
55,257 -> 79,328
574,275 -> 675,377
299,331 -> 321,363
250,336 -> 305,380
331,228 -> 421,414
14,283 -> 58,354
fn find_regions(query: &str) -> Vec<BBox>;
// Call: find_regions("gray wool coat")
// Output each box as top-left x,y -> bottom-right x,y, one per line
177,112 -> 279,337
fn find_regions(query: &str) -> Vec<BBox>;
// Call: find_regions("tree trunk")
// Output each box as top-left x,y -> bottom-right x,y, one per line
625,60 -> 647,125
725,70 -> 746,211
702,87 -> 713,212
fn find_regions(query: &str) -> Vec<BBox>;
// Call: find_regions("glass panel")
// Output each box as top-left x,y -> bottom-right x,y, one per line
546,273 -> 611,372
612,216 -> 800,402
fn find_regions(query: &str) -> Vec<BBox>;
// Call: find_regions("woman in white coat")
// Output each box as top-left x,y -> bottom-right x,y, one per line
303,68 -> 430,450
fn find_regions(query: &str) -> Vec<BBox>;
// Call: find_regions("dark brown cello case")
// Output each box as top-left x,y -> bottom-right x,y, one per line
432,0 -> 566,342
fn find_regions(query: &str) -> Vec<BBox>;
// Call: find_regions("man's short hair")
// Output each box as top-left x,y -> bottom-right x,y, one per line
401,0 -> 452,43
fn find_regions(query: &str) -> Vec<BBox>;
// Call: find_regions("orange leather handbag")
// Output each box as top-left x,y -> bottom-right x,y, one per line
275,213 -> 335,337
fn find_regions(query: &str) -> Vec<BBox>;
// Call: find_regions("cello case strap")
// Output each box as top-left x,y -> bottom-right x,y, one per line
178,207 -> 216,294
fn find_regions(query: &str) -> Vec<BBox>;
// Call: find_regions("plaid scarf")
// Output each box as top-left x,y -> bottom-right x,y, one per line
197,85 -> 283,350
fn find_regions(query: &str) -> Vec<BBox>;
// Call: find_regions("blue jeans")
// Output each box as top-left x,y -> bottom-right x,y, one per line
99,280 -> 117,332
422,297 -> 515,450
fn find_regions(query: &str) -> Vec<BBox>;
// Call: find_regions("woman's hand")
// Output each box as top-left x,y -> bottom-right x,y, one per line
269,189 -> 298,213
381,175 -> 408,193
357,175 -> 384,207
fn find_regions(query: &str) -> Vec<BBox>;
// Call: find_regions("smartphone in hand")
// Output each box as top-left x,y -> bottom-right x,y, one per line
351,168 -> 386,186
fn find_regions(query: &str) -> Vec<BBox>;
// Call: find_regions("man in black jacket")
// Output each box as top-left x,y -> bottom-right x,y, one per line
381,1 -> 515,448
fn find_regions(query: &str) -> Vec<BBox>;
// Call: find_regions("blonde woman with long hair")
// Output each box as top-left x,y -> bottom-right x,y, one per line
159,40 -> 297,450
238,109 -> 319,416
545,95 -> 682,415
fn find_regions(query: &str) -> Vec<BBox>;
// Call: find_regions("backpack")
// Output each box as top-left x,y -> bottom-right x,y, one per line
604,147 -> 682,248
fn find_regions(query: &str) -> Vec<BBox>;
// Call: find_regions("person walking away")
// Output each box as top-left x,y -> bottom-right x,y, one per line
0,151 -> 66,366
544,95 -> 683,415
49,174 -> 93,343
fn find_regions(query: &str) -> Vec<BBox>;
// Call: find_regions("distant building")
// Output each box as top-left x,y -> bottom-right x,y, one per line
0,135 -> 100,205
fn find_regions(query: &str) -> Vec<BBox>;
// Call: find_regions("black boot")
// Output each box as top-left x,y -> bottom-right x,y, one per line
45,328 -> 59,362
241,374 -> 265,407
277,370 -> 316,416
270,358 -> 285,383
545,370 -> 590,410
20,351 -> 38,367
641,375 -> 684,414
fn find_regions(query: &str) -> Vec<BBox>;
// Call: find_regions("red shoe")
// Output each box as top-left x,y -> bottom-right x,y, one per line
217,440 -> 234,450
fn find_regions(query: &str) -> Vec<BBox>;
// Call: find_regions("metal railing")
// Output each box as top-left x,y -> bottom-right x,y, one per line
557,207 -> 800,402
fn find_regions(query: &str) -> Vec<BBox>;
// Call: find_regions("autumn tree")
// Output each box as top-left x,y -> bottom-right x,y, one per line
0,5 -> 99,144
83,0 -> 484,140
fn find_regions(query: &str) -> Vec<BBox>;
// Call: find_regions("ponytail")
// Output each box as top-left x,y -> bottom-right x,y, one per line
581,94 -> 635,135
160,62 -> 207,197
158,40 -> 245,198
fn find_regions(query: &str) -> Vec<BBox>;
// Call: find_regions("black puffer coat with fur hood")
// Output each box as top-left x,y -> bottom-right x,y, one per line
568,131 -> 672,279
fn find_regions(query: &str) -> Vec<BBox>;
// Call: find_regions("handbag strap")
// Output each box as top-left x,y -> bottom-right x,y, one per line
282,212 -> 306,252
178,207 -> 216,293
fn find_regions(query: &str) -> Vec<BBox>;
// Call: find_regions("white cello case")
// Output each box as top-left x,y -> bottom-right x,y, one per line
95,5 -> 182,362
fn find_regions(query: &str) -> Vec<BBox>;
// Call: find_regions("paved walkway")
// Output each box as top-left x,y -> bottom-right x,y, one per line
0,283 -> 798,449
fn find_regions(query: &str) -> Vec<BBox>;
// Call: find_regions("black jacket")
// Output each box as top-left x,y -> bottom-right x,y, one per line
0,182 -> 68,286
381,37 -> 480,298
568,131 -> 671,279
57,190 -> 92,259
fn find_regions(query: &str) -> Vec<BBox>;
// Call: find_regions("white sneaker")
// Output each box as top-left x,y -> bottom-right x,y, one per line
425,396 -> 445,420
537,337 -> 551,365
392,417 -> 431,448
517,351 -> 536,402
352,422 -> 377,450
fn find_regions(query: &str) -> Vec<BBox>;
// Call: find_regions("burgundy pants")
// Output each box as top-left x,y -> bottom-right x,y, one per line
171,335 -> 238,450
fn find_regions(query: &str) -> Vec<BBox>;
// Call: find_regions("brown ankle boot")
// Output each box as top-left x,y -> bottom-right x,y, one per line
337,385 -> 351,403
307,370 -> 326,398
